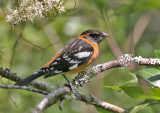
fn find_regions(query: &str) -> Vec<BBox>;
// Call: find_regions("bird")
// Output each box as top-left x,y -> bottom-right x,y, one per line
15,29 -> 108,86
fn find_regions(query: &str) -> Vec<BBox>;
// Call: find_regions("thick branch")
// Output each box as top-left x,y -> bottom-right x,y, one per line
1,55 -> 160,113
75,93 -> 127,113
33,86 -> 126,113
33,87 -> 70,113
73,55 -> 160,86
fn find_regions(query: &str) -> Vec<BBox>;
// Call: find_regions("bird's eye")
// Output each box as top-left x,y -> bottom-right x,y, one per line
89,33 -> 99,38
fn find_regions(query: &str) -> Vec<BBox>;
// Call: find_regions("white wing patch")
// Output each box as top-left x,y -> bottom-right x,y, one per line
50,67 -> 54,70
69,64 -> 78,70
46,69 -> 49,72
56,58 -> 60,60
42,70 -> 46,73
34,71 -> 39,74
65,57 -> 71,61
54,70 -> 62,73
52,62 -> 57,65
63,54 -> 68,58
69,60 -> 81,63
74,52 -> 92,58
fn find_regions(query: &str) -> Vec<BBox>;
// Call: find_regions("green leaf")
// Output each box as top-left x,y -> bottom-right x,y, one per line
103,86 -> 122,91
130,103 -> 150,113
136,75 -> 155,88
120,86 -> 160,100
136,68 -> 160,79
136,68 -> 160,87
121,79 -> 138,87
129,73 -> 138,79
120,73 -> 138,87
154,50 -> 160,58
148,74 -> 160,84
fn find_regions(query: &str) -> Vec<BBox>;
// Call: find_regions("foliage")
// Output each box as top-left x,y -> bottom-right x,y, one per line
103,61 -> 160,112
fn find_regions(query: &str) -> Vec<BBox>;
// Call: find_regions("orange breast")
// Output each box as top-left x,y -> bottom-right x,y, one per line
78,36 -> 99,64
67,36 -> 99,74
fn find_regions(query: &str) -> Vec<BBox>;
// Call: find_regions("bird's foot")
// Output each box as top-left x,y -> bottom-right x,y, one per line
62,74 -> 78,94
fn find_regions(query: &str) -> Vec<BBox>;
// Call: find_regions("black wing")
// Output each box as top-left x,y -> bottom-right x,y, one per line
44,38 -> 94,78
15,38 -> 94,86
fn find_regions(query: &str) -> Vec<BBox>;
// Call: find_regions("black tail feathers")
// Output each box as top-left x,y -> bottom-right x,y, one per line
15,71 -> 43,86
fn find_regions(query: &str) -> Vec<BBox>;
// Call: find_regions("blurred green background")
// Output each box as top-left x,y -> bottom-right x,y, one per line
0,0 -> 160,113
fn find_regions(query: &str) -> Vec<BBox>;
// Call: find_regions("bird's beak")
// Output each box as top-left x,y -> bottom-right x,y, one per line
99,32 -> 109,42
101,32 -> 109,38
97,32 -> 109,44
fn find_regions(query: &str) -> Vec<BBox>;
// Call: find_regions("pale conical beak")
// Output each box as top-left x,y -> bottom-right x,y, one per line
99,32 -> 109,41
102,32 -> 109,38
98,32 -> 109,43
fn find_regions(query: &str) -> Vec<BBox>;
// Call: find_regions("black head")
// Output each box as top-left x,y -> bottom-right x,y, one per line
80,29 -> 108,44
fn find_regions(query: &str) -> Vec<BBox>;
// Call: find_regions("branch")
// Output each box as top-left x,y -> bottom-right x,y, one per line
33,87 -> 71,113
33,86 -> 127,113
0,84 -> 48,95
73,55 -> 160,86
21,36 -> 45,50
33,55 -> 160,112
0,67 -> 54,91
75,93 -> 127,113
10,31 -> 22,68
1,54 -> 160,113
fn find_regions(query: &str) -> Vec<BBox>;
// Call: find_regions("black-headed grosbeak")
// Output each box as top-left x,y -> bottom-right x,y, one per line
15,29 -> 108,86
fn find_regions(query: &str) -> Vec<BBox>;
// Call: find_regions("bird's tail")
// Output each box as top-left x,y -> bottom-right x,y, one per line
15,70 -> 44,86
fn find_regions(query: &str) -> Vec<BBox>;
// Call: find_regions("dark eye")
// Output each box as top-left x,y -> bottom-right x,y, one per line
89,33 -> 99,38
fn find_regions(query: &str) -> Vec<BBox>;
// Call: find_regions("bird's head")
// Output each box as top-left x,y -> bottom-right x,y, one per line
81,29 -> 109,44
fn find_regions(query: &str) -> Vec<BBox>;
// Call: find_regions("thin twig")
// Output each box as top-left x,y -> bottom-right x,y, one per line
59,97 -> 65,111
21,36 -> 45,50
0,67 -> 54,91
0,84 -> 49,95
10,34 -> 21,69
